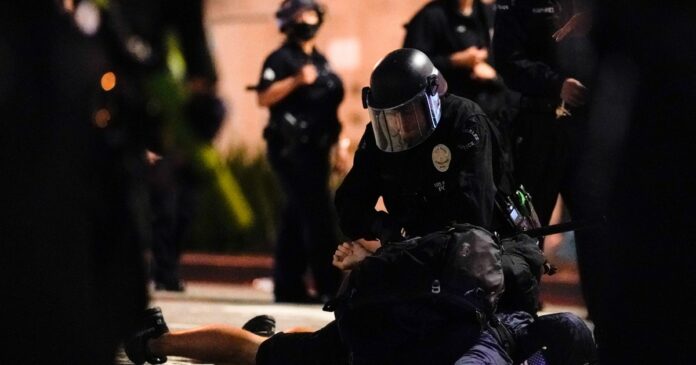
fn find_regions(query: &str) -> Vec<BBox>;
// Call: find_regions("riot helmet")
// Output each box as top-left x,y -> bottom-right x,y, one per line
275,0 -> 325,41
362,48 -> 448,153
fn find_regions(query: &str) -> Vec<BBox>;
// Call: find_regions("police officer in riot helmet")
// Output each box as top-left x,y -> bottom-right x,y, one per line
257,0 -> 343,303
365,47 -> 448,153
334,48 -> 598,365
336,48 -> 497,245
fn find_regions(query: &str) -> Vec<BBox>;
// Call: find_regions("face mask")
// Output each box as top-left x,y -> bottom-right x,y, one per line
287,22 -> 320,41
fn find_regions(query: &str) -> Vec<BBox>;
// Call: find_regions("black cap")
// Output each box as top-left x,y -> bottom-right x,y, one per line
275,0 -> 324,31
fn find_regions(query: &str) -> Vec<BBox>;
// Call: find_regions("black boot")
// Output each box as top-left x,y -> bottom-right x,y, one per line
242,315 -> 276,337
124,307 -> 170,364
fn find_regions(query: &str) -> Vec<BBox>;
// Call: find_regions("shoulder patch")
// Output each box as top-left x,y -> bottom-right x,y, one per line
532,7 -> 555,14
262,68 -> 276,81
457,128 -> 481,152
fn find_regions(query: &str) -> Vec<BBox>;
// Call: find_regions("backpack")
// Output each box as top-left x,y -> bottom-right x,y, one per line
324,224 -> 504,365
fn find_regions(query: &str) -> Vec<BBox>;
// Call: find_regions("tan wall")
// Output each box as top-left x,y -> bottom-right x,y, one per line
205,0 -> 428,157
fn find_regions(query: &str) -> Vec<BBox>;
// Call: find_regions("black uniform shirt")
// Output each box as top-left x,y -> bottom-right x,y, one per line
257,42 -> 344,147
106,0 -> 218,153
493,0 -> 575,98
335,95 -> 496,241
117,0 -> 217,81
404,0 -> 491,99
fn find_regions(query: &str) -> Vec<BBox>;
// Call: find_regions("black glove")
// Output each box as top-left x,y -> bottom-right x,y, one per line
371,212 -> 405,244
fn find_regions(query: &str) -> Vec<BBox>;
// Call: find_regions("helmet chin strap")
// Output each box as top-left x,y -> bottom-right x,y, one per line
361,87 -> 371,109
426,75 -> 439,96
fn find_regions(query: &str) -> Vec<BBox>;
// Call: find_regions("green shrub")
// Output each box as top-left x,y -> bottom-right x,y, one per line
185,150 -> 282,253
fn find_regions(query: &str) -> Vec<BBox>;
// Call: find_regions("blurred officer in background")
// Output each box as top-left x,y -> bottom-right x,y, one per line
99,0 -> 226,292
0,1 -> 147,363
404,0 -> 498,100
579,1 -> 696,362
404,0 -> 522,130
492,0 -> 608,339
256,0 -> 343,303
493,0 -> 595,229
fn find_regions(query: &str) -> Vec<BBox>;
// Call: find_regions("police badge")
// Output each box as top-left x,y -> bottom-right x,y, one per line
432,144 -> 452,172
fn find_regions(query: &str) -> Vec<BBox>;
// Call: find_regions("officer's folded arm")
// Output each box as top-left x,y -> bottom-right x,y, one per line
256,66 -> 316,107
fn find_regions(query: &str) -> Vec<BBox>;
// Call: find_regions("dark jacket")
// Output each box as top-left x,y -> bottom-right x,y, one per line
335,95 -> 496,242
493,0 -> 575,99
109,0 -> 217,81
404,0 -> 492,99
258,42 -> 344,153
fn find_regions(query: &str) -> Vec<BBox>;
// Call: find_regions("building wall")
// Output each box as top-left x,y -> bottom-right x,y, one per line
205,0 -> 427,156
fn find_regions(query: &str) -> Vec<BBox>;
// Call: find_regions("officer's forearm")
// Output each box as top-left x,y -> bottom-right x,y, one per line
257,75 -> 301,107
336,206 -> 379,241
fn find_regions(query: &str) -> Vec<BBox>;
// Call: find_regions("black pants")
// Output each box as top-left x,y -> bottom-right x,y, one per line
508,312 -> 598,365
512,108 -> 610,350
268,146 -> 341,302
148,158 -> 195,287
257,321 -> 348,365
512,110 -> 573,227
257,313 -> 596,365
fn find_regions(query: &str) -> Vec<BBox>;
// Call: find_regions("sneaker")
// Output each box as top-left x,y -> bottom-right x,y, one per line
124,307 -> 170,364
242,315 -> 276,337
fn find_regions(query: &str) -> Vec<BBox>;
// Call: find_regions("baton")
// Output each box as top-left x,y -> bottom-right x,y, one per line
503,216 -> 607,239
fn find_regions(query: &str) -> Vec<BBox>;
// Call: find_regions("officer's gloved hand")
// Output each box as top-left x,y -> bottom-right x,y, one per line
371,212 -> 405,245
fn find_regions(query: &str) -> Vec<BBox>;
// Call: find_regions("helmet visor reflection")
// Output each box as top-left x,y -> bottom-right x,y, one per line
369,91 -> 441,152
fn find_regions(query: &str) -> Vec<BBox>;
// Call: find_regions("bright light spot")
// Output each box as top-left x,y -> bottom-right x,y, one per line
74,1 -> 100,35
94,108 -> 111,128
100,71 -> 116,91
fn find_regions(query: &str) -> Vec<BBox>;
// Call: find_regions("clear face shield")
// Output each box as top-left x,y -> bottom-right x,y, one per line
363,73 -> 447,153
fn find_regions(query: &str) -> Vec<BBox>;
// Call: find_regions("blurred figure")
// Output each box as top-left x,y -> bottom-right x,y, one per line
493,0 -> 596,231
0,2 -> 147,363
256,0 -> 343,303
101,0 -> 224,291
492,0 -> 604,335
403,0 -> 520,131
582,1 -> 696,363
404,0 -> 497,99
